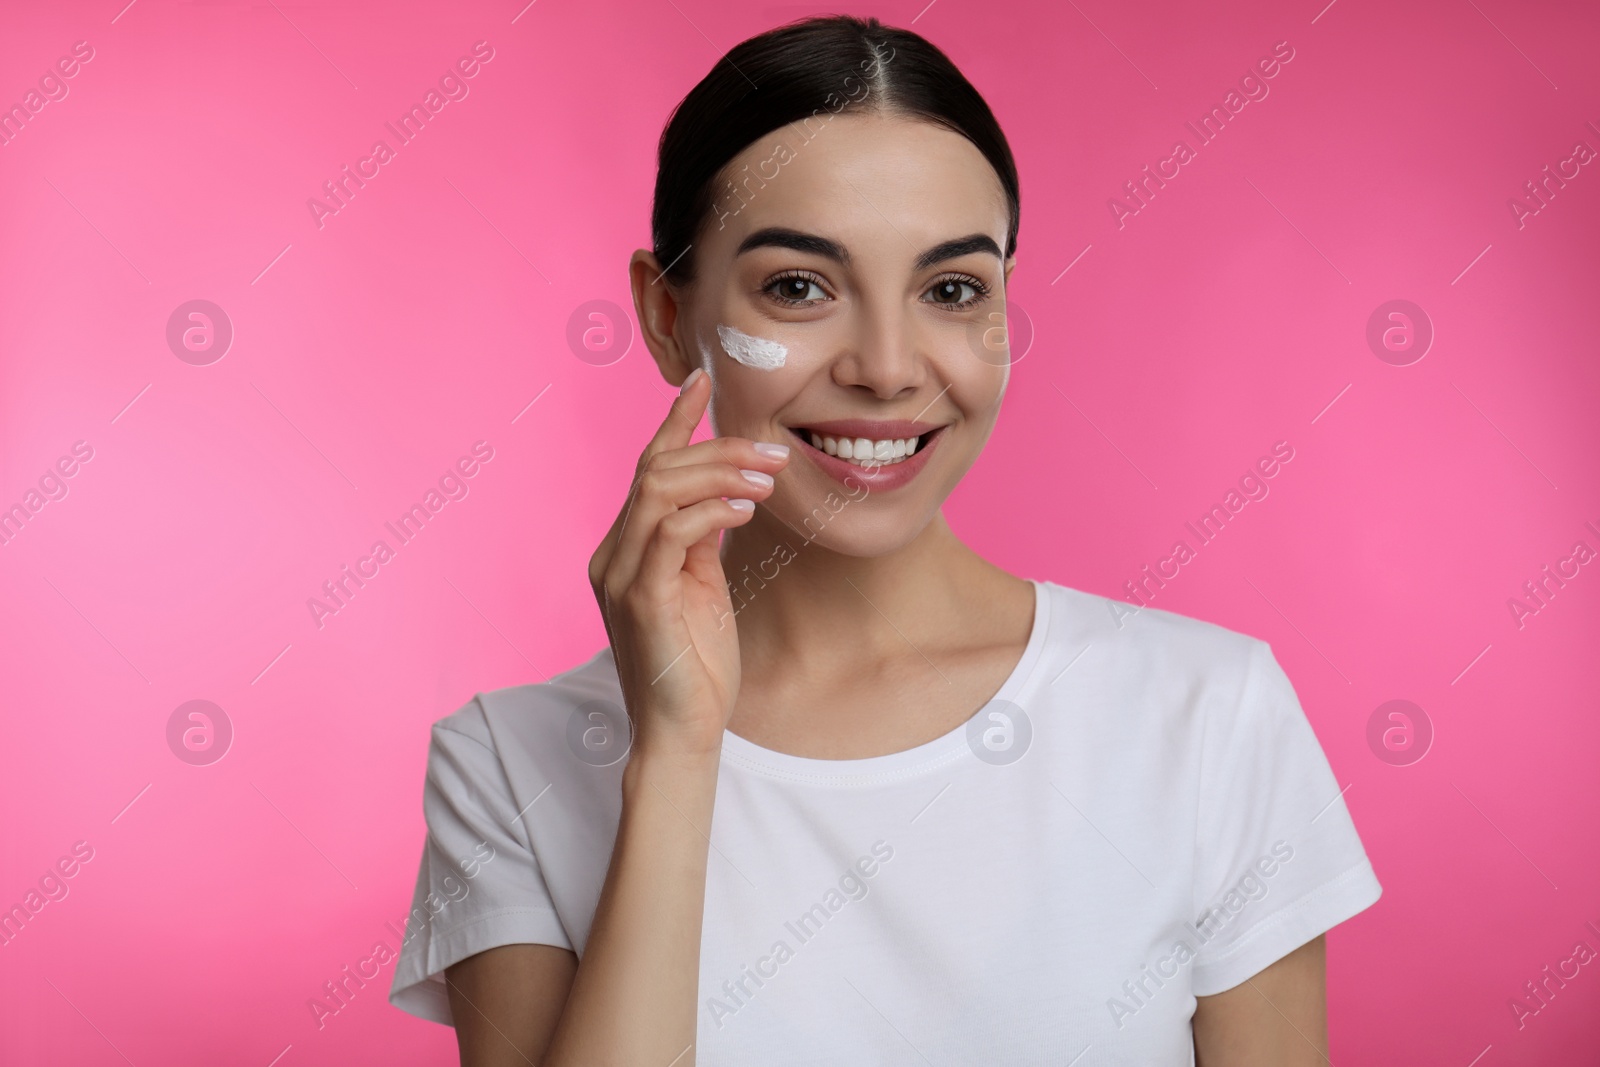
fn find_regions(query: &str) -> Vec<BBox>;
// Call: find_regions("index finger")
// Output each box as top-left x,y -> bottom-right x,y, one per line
637,367 -> 709,473
592,367 -> 711,586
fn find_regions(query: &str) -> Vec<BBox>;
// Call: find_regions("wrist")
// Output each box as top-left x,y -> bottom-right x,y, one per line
622,734 -> 722,795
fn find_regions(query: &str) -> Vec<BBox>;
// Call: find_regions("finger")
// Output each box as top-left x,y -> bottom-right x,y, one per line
632,497 -> 756,599
593,372 -> 723,583
638,367 -> 711,473
609,462 -> 775,589
635,436 -> 792,476
597,436 -> 788,586
682,534 -> 729,606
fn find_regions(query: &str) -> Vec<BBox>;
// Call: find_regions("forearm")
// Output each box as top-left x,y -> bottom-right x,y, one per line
541,742 -> 720,1066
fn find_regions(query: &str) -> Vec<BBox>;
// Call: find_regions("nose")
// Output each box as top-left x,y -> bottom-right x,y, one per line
830,306 -> 923,400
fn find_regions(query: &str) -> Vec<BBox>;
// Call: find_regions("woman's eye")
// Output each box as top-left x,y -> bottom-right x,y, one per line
767,275 -> 827,304
926,278 -> 984,307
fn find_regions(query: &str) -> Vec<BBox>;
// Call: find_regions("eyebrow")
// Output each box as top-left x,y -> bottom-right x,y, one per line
734,227 -> 1003,272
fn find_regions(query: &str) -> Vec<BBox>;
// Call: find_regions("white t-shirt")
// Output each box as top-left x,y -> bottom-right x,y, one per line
388,579 -> 1381,1064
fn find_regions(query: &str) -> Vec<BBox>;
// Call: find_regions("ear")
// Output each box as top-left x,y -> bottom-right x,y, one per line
629,250 -> 699,389
1002,253 -> 1017,287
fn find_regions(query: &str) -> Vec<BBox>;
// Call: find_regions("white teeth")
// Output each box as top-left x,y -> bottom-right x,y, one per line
802,432 -> 926,467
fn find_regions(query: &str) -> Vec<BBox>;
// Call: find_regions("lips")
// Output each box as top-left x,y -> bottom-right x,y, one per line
785,421 -> 948,491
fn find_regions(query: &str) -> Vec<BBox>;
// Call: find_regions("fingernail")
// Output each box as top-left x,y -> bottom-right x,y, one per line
753,441 -> 789,459
678,367 -> 704,395
740,469 -> 774,489
727,498 -> 756,511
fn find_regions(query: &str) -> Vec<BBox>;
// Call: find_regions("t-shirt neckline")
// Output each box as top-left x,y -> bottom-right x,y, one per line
717,579 -> 1051,784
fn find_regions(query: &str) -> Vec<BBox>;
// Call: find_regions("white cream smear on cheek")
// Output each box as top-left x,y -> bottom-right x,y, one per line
716,323 -> 787,371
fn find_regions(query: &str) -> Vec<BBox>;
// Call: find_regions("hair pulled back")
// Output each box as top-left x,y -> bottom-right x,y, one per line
650,15 -> 1020,288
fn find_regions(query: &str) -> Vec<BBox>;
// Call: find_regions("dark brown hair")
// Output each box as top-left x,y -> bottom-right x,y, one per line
650,14 -> 1020,287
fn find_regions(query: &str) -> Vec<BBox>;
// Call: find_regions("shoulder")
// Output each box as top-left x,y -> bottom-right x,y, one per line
1036,579 -> 1267,693
1026,580 -> 1289,768
430,647 -> 622,747
424,648 -> 627,809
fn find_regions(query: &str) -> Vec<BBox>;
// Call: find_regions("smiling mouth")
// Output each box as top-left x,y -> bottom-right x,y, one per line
788,426 -> 945,468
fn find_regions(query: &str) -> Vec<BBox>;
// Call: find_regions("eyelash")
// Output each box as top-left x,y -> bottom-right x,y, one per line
761,271 -> 993,311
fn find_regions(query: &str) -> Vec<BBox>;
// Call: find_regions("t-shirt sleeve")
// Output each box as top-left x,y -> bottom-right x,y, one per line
1188,640 -> 1382,996
388,697 -> 574,1026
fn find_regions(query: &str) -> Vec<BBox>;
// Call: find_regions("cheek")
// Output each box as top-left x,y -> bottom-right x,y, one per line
949,357 -> 1008,424
706,375 -> 792,439
716,323 -> 788,371
701,346 -> 815,438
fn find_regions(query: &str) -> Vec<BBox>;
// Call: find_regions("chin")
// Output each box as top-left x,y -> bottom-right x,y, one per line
764,494 -> 944,558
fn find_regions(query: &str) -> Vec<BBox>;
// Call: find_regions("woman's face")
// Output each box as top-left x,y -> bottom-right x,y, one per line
673,111 -> 1014,557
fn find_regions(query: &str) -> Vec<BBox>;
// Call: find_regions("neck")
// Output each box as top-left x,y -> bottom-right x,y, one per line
717,507 -> 983,671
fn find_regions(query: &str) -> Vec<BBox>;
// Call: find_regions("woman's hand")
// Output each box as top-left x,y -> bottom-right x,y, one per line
588,368 -> 790,759
481,370 -> 786,1067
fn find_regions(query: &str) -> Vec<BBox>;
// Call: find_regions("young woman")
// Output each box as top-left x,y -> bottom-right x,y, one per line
389,15 -> 1380,1065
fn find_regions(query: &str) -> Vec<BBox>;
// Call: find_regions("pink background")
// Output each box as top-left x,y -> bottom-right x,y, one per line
2,0 -> 1598,1062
